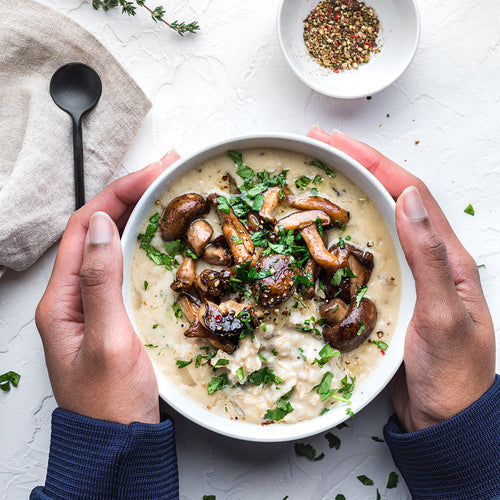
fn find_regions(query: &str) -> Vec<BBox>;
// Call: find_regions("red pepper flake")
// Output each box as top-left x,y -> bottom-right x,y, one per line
215,314 -> 223,322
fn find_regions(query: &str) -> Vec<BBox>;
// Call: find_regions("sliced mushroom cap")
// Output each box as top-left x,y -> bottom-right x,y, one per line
170,256 -> 196,293
275,210 -> 330,232
194,268 -> 234,302
160,193 -> 209,241
186,219 -> 213,257
322,297 -> 377,352
252,254 -> 297,307
319,298 -> 349,325
299,224 -> 347,270
258,187 -> 282,224
286,191 -> 350,226
323,242 -> 374,302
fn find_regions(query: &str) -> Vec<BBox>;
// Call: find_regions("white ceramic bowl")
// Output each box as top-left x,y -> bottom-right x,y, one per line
277,0 -> 421,98
122,133 -> 415,442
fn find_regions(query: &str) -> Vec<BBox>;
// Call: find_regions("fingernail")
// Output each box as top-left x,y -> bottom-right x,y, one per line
403,186 -> 427,221
333,129 -> 345,136
88,212 -> 114,244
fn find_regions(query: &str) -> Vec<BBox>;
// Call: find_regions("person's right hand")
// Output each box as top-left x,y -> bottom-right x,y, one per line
308,127 -> 496,432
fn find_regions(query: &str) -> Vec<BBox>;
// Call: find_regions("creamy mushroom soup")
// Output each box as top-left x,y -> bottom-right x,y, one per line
130,148 -> 401,424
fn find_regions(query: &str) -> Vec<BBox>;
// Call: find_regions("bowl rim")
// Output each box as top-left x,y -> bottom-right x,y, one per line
121,132 -> 415,442
276,0 -> 421,99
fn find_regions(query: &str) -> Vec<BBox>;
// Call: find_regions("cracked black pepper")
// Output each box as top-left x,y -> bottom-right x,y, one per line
303,0 -> 380,72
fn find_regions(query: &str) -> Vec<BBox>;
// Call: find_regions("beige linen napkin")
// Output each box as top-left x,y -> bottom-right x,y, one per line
0,0 -> 151,276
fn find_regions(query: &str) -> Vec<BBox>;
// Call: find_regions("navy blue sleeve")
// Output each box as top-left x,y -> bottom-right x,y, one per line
30,408 -> 179,500
384,374 -> 500,500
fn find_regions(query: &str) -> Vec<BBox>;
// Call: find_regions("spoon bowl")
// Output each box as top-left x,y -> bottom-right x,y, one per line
50,62 -> 102,209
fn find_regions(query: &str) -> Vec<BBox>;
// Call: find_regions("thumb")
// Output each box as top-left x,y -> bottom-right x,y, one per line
396,187 -> 459,308
79,211 -> 130,343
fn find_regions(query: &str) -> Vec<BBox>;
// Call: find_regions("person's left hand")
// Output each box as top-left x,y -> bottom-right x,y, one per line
35,152 -> 180,425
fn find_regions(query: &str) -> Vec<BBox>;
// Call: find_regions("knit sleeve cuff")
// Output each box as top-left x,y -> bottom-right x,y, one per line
384,375 -> 500,500
36,408 -> 179,500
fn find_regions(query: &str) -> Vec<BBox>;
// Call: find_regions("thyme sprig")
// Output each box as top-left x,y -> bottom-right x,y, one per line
91,0 -> 200,36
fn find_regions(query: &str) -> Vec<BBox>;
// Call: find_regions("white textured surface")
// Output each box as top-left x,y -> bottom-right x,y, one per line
1,0 -> 499,498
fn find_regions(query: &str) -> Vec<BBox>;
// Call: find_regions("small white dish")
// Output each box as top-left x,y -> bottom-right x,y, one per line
122,133 -> 415,442
277,0 -> 420,98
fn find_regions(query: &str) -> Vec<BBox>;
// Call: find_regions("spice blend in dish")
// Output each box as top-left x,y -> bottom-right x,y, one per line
131,149 -> 401,424
303,0 -> 380,72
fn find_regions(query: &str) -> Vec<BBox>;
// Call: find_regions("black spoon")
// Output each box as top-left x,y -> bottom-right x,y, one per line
50,63 -> 102,210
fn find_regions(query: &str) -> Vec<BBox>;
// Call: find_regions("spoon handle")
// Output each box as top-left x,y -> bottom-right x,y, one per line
72,116 -> 85,210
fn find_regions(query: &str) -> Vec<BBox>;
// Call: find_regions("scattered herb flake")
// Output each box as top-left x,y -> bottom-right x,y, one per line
357,475 -> 374,486
295,442 -> 324,461
265,390 -> 294,421
371,436 -> 384,443
387,471 -> 399,489
335,495 -> 346,500
207,374 -> 229,394
176,359 -> 192,369
356,285 -> 368,307
144,280 -> 149,290
172,302 -> 183,318
0,371 -> 21,391
236,367 -> 244,382
325,432 -> 341,450
309,160 -> 336,177
464,204 -> 475,216
296,176 -> 312,189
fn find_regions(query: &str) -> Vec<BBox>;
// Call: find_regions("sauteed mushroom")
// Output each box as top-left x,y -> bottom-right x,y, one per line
170,256 -> 196,293
299,224 -> 346,270
252,254 -> 297,307
322,297 -> 377,352
160,193 -> 209,241
301,257 -> 320,300
323,242 -> 374,302
186,220 -> 213,257
274,210 -> 330,232
285,191 -> 350,226
258,186 -> 282,224
208,193 -> 255,265
194,268 -> 233,302
199,300 -> 257,338
203,244 -> 234,267
319,298 -> 349,325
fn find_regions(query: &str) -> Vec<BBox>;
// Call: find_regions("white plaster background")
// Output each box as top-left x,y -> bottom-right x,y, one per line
1,0 -> 499,498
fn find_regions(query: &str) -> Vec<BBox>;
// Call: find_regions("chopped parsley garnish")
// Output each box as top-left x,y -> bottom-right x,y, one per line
335,495 -> 346,500
357,475 -> 374,486
356,285 -> 368,307
293,272 -> 313,288
310,188 -> 319,197
313,372 -> 338,401
272,348 -> 278,356
313,175 -> 323,184
216,195 -> 231,214
338,375 -> 356,399
195,347 -> 216,368
207,374 -> 229,394
176,359 -> 192,368
265,390 -> 294,421
346,407 -> 355,417
316,216 -> 323,235
330,266 -> 357,286
319,408 -> 329,416
309,160 -> 336,177
252,194 -> 265,211
144,344 -> 158,348
163,238 -> 185,257
357,319 -> 365,336
172,302 -> 183,318
0,371 -> 21,391
370,340 -> 388,352
294,442 -> 324,461
152,324 -> 158,329
203,496 -> 216,500
214,359 -> 230,367
295,176 -> 312,189
336,422 -> 349,430
325,432 -> 341,449
144,280 -> 149,290
247,367 -> 283,386
312,344 -> 340,367
464,203 -> 475,215
387,471 -> 399,489
298,347 -> 306,360
371,436 -> 384,443
257,352 -> 268,362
